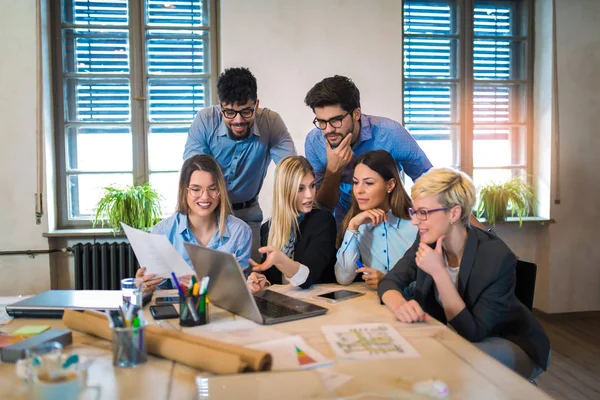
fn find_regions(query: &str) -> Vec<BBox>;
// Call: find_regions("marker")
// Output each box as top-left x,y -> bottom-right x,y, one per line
356,260 -> 369,275
171,272 -> 186,297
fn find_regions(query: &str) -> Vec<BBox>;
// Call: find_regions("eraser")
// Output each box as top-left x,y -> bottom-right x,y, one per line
0,329 -> 72,363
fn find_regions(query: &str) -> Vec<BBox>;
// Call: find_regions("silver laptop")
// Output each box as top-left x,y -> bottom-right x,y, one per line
6,290 -> 124,318
184,243 -> 328,325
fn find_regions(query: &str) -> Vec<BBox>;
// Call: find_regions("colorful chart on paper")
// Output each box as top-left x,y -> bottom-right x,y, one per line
247,335 -> 331,371
321,323 -> 420,360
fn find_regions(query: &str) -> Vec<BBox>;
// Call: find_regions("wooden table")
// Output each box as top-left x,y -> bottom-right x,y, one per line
0,284 -> 554,399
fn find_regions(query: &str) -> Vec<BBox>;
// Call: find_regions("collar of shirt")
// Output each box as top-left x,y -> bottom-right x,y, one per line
216,106 -> 262,138
354,113 -> 373,144
176,213 -> 231,247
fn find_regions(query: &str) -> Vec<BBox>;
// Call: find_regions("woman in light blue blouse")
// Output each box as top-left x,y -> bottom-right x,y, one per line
136,154 -> 252,293
335,150 -> 417,289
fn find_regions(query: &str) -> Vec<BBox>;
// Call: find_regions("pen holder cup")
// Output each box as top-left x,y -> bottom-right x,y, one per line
179,295 -> 209,327
111,323 -> 148,367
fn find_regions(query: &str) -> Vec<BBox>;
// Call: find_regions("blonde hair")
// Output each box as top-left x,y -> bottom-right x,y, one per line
338,150 -> 412,247
177,155 -> 233,238
411,167 -> 475,226
268,156 -> 315,251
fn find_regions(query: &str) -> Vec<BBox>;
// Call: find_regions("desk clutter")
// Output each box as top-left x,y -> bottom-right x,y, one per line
62,309 -> 272,374
1,329 -> 72,363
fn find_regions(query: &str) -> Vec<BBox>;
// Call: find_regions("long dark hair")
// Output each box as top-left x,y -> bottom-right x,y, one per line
337,150 -> 412,247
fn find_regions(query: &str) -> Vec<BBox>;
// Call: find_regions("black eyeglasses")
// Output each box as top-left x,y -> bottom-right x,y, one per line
408,207 -> 449,221
221,104 -> 256,119
312,110 -> 353,130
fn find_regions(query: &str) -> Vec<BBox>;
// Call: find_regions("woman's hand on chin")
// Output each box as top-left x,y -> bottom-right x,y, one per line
348,208 -> 387,230
415,235 -> 446,277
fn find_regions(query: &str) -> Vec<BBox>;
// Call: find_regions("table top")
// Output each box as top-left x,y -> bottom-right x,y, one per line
0,284 -> 554,400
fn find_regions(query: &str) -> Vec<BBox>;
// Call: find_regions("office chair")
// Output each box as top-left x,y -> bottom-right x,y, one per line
515,260 -> 537,311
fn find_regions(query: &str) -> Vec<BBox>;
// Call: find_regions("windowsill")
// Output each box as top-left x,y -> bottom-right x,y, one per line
43,229 -> 125,238
478,216 -> 554,225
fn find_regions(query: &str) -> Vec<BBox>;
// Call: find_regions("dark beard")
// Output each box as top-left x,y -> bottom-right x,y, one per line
227,125 -> 251,141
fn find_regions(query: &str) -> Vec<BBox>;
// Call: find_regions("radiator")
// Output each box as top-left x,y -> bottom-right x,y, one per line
72,242 -> 139,290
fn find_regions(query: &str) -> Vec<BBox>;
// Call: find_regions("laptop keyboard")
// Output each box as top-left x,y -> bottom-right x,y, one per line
253,296 -> 301,319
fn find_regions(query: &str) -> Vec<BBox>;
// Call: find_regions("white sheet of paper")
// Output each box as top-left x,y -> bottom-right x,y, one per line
247,335 -> 331,371
321,323 -> 420,360
315,368 -> 353,392
186,319 -> 289,346
121,223 -> 191,278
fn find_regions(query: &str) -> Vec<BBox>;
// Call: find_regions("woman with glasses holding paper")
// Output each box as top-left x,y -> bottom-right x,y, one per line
247,156 -> 337,292
378,167 -> 550,380
335,150 -> 417,289
137,154 -> 252,293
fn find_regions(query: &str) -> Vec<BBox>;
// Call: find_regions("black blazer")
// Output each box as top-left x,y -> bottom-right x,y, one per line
378,227 -> 551,370
260,209 -> 337,288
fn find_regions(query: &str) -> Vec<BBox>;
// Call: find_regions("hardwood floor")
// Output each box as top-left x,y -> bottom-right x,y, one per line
534,311 -> 600,400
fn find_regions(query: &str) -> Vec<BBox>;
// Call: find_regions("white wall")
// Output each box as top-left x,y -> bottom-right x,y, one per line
220,0 -> 404,217
0,0 -> 51,296
547,0 -> 600,312
2,0 -> 600,312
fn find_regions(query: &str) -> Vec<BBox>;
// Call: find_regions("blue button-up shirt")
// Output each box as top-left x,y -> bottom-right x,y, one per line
151,213 -> 252,270
305,114 -> 432,226
335,210 -> 418,285
184,105 -> 297,204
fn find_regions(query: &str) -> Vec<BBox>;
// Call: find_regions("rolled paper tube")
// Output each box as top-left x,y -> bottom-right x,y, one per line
62,310 -> 249,374
145,325 -> 272,372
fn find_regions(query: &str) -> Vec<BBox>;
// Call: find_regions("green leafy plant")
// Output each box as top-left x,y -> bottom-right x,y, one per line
476,177 -> 534,226
93,183 -> 163,233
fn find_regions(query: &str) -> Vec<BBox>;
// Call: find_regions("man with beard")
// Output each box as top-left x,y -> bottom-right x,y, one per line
184,67 -> 296,260
304,75 -> 432,226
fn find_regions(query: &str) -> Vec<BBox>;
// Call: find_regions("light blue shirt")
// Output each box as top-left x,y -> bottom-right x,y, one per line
151,213 -> 252,271
183,105 -> 297,203
335,211 -> 418,285
305,114 -> 432,226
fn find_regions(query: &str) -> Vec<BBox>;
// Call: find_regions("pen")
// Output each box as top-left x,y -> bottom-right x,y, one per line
356,260 -> 369,275
248,277 -> 266,284
171,272 -> 186,297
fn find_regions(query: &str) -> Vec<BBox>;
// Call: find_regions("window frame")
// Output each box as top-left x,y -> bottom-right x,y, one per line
50,0 -> 220,229
401,0 -> 534,183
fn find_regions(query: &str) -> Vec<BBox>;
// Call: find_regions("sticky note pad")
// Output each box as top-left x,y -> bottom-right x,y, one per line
12,325 -> 50,338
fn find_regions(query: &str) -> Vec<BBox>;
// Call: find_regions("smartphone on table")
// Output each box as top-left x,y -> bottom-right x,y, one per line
315,290 -> 364,303
149,304 -> 179,320
155,296 -> 179,305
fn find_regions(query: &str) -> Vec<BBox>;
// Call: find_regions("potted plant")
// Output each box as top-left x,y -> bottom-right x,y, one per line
476,177 -> 534,226
93,183 -> 163,233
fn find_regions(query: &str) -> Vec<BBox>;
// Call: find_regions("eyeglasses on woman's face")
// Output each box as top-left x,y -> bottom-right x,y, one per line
408,207 -> 449,221
187,186 -> 220,199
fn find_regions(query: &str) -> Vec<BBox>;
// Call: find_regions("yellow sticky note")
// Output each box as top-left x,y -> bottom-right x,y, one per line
12,325 -> 50,338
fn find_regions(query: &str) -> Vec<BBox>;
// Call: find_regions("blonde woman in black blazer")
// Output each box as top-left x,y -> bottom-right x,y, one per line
378,167 -> 550,380
247,156 -> 337,291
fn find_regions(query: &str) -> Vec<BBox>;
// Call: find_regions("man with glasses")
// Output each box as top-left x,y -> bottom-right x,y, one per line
184,67 -> 296,260
304,75 -> 433,226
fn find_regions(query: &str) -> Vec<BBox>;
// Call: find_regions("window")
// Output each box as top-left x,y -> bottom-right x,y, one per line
403,0 -> 532,188
51,0 -> 218,228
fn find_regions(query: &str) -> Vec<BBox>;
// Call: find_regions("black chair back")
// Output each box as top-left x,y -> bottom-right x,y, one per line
515,260 -> 537,311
